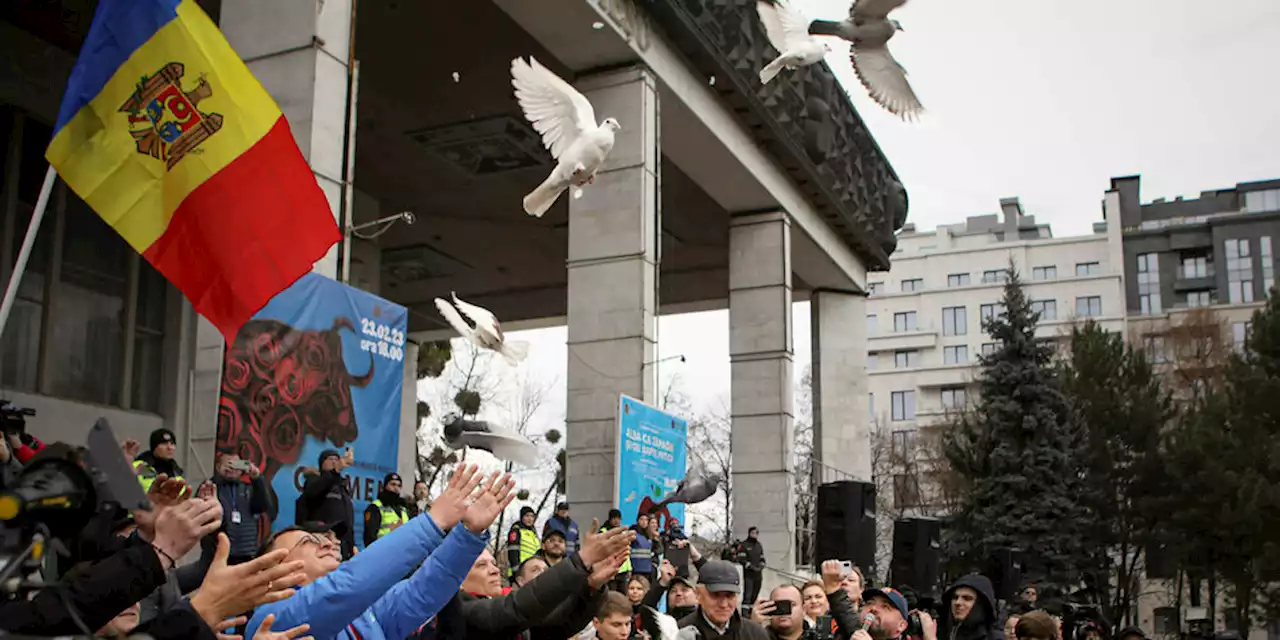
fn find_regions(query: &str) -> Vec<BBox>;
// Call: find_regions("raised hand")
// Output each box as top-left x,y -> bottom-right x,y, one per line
588,549 -> 630,589
197,480 -> 216,501
427,464 -> 482,530
750,599 -> 775,625
578,518 -> 635,567
251,613 -> 313,640
152,474 -> 192,506
341,447 -> 355,468
214,616 -> 247,640
121,439 -> 141,461
461,472 -> 516,534
658,559 -> 676,586
189,533 -> 306,628
821,559 -> 846,593
151,498 -> 223,564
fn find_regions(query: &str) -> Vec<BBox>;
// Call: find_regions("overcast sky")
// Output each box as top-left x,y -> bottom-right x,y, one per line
422,0 -> 1280,443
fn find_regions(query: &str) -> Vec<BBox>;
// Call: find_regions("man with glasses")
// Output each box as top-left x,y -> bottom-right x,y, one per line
247,463 -> 515,640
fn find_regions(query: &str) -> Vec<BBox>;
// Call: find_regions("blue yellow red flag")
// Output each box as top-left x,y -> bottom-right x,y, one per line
46,0 -> 340,343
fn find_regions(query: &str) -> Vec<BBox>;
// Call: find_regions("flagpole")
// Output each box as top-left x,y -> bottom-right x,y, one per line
0,165 -> 57,338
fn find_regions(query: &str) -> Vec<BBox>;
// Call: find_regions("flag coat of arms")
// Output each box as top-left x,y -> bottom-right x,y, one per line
45,0 -> 341,343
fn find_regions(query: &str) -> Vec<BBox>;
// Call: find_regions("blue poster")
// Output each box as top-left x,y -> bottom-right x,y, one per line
215,273 -> 407,547
617,395 -> 688,533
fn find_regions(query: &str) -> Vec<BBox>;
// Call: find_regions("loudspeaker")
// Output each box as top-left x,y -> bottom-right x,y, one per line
983,548 -> 1024,602
815,480 -> 877,579
891,518 -> 941,595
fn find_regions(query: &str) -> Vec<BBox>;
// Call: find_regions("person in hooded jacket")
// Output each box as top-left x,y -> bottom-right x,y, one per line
434,519 -> 635,640
133,428 -> 185,493
365,472 -> 411,548
940,575 -> 998,640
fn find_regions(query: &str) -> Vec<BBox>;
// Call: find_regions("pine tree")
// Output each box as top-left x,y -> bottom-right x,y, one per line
942,267 -> 1094,588
1061,321 -> 1172,627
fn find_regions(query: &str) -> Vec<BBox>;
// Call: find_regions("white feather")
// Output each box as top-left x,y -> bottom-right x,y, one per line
851,0 -> 909,21
451,292 -> 502,341
511,56 -> 597,161
434,298 -> 475,340
500,340 -> 530,367
459,432 -> 540,468
851,45 -> 924,121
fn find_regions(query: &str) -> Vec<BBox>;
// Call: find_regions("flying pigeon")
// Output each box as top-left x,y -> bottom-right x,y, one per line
511,56 -> 622,217
434,292 -> 529,367
808,0 -> 924,121
648,454 -> 722,512
756,0 -> 833,85
441,414 -> 540,468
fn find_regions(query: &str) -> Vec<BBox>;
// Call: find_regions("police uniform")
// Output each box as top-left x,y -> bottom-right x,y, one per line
133,428 -> 185,494
505,506 -> 540,576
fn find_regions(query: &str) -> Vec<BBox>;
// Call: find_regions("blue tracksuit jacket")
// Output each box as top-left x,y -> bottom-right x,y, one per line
247,514 -> 487,640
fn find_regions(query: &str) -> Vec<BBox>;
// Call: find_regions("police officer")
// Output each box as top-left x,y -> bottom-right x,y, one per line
363,472 -> 409,548
505,505 -> 540,577
601,508 -> 631,592
132,428 -> 185,493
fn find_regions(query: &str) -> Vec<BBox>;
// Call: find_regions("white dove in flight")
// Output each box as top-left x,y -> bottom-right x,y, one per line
756,0 -> 832,85
808,0 -> 924,121
511,56 -> 621,217
434,292 -> 529,367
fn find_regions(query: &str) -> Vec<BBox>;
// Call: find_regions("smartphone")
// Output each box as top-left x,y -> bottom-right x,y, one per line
228,459 -> 252,471
772,600 -> 793,616
839,561 -> 854,577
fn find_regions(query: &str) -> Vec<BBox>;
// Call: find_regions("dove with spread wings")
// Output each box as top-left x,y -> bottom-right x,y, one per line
808,0 -> 924,121
511,56 -> 621,217
434,292 -> 529,367
756,0 -> 832,84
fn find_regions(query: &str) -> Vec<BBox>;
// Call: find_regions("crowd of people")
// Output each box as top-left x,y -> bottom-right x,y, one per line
2,426 -> 1154,640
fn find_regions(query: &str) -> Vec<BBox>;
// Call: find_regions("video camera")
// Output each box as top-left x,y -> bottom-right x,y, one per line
0,401 -> 36,438
0,418 -> 148,598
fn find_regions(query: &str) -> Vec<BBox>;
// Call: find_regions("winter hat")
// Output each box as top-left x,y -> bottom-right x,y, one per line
384,472 -> 402,485
318,449 -> 341,467
149,428 -> 176,450
520,506 -> 535,517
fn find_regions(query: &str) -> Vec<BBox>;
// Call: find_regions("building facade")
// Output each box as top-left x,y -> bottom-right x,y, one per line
865,198 -> 1124,506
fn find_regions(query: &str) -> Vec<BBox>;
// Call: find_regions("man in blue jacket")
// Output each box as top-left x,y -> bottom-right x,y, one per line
247,464 -> 514,640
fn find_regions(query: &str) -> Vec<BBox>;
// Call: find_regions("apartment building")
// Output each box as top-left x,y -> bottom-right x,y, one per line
865,197 -> 1126,513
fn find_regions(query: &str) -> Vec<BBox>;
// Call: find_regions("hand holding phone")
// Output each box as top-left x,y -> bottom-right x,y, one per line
772,600 -> 793,616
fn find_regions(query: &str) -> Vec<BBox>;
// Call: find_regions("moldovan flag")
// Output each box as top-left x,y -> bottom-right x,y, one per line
45,0 -> 341,343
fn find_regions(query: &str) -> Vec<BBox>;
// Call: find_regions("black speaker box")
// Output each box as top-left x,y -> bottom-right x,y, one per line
815,480 -> 877,579
890,518 -> 941,595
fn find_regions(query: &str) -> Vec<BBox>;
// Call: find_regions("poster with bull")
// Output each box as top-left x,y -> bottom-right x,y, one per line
215,272 -> 407,547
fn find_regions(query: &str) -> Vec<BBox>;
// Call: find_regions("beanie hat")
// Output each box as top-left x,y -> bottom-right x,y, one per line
520,506 -> 535,517
318,449 -> 341,467
149,428 -> 176,450
384,472 -> 402,485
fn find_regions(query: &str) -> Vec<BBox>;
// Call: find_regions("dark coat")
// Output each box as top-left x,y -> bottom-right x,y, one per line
677,609 -> 772,640
0,538 -> 168,636
442,552 -> 605,640
942,574 -> 999,640
214,474 -> 273,559
301,469 -> 355,553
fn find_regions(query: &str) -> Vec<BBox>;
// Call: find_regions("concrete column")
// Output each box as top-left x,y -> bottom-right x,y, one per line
564,66 -> 660,522
219,0 -> 353,279
729,211 -> 795,573
399,341 -> 420,481
810,290 -> 871,483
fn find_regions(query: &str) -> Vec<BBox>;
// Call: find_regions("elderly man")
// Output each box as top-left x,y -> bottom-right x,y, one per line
247,464 -> 513,640
677,560 -> 770,640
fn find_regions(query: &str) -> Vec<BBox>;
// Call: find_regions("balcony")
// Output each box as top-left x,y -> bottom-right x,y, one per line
1174,264 -> 1215,291
869,328 -> 937,352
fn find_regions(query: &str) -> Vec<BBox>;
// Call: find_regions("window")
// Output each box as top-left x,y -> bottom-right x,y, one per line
1144,336 -> 1169,364
894,350 -> 921,368
1136,253 -> 1161,315
1232,322 -> 1251,349
943,345 -> 969,365
893,474 -> 921,509
1032,265 -> 1057,281
947,273 -> 970,287
900,278 -> 923,293
1263,236 -> 1275,295
1076,296 -> 1102,317
1180,254 -> 1210,279
867,353 -> 879,370
867,314 -> 877,334
891,430 -> 917,460
869,282 -> 884,295
868,393 -> 875,421
941,387 -> 967,409
0,108 -> 168,411
1184,290 -> 1212,308
980,303 -> 1005,323
981,342 -> 998,356
1030,299 -> 1057,321
891,391 -> 916,421
942,306 -> 967,336
1075,262 -> 1101,276
1244,189 -> 1280,213
1152,608 -> 1178,636
981,269 -> 1006,284
893,311 -> 918,332
1225,239 -> 1254,304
